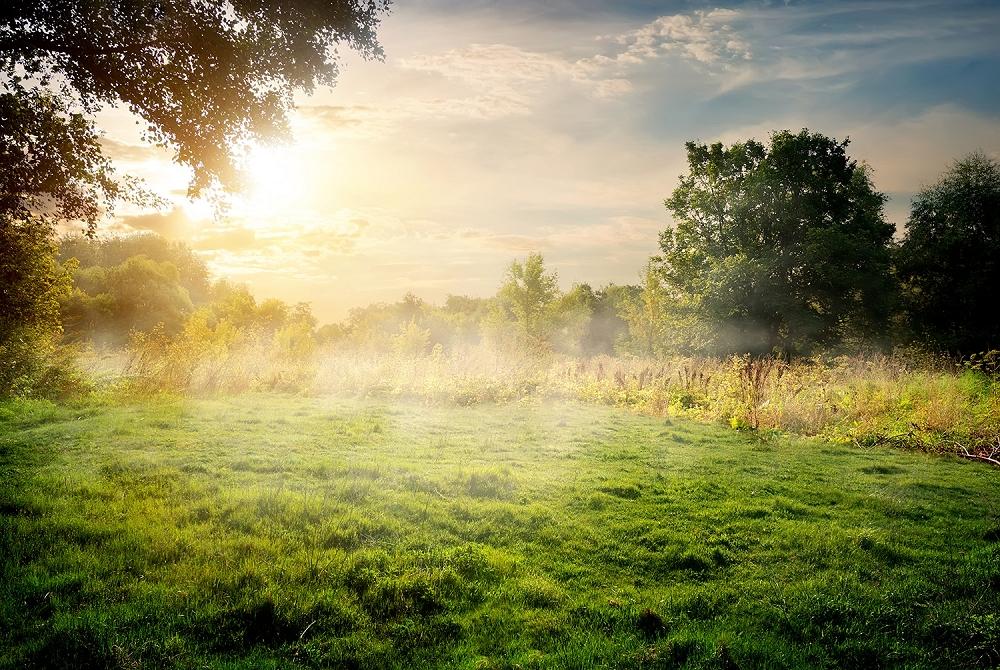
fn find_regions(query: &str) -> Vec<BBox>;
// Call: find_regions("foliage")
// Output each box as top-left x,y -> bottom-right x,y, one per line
390,319 -> 432,357
59,234 -> 215,344
555,282 -> 637,356
896,152 -> 1000,354
60,233 -> 211,302
1,396 -> 997,668
0,218 -> 77,395
659,129 -> 896,356
1,0 -> 388,206
69,256 -> 196,343
0,87 -> 151,231
487,253 -> 560,353
621,261 -> 705,356
121,296 -> 321,395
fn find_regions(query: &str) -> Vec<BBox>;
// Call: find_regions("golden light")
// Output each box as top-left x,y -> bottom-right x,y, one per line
239,144 -> 309,223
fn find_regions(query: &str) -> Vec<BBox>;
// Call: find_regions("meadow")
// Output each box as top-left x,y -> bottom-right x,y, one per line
3,4 -> 1000,669
2,393 -> 998,668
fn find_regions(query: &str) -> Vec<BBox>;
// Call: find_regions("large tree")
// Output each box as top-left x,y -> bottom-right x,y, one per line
896,152 -> 1000,354
658,129 -> 895,356
1,0 -> 388,230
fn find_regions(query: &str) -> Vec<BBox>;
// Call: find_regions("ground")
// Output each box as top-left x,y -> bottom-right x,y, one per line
1,395 -> 999,669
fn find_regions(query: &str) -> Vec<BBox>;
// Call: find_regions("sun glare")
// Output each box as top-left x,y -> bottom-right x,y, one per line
241,144 -> 308,218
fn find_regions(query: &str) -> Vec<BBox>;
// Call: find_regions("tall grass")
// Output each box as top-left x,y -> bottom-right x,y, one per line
98,331 -> 1000,457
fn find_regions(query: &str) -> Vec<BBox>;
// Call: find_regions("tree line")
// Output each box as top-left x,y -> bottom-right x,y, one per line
1,132 -> 995,396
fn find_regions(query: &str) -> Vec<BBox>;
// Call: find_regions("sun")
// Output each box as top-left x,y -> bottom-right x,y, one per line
241,144 -> 307,214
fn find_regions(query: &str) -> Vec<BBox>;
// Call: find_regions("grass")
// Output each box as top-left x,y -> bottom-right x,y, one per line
1,394 -> 999,668
107,342 -> 1000,455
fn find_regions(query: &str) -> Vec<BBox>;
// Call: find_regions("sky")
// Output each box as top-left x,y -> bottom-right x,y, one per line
97,0 -> 1000,323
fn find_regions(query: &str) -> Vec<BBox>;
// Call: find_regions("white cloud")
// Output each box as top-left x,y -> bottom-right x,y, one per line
608,9 -> 752,67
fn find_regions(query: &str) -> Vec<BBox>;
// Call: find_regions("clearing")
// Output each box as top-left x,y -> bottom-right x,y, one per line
1,395 -> 998,668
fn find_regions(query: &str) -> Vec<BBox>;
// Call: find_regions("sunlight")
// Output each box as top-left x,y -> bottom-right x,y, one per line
240,144 -> 309,220
180,196 -> 214,222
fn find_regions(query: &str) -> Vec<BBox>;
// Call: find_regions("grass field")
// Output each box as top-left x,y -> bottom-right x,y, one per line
2,394 -> 999,669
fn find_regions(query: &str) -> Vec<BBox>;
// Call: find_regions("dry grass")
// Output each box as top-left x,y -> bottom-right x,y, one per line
90,336 -> 1000,457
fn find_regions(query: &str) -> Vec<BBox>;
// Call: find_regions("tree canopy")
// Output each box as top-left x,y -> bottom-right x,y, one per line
658,129 -> 895,356
1,0 -> 389,231
896,152 -> 1000,354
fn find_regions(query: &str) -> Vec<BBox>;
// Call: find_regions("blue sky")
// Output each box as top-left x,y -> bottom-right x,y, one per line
102,0 -> 1000,321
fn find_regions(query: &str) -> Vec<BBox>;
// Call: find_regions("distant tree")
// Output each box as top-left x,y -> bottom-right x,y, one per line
553,284 -> 595,355
659,129 -> 895,356
620,262 -> 704,356
316,322 -> 351,347
59,234 -> 217,343
553,283 -> 638,355
256,299 -> 291,335
896,152 -> 1000,353
60,233 -> 211,303
439,295 -> 491,346
391,320 -> 432,357
492,253 -> 560,349
588,283 -> 640,355
208,281 -> 260,330
1,0 -> 389,231
62,256 -> 195,343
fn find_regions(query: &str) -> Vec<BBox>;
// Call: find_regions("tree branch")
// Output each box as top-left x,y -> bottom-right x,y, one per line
0,33 -> 173,58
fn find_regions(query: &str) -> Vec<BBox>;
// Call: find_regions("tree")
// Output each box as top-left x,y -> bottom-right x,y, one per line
492,253 -> 560,349
553,283 -> 595,355
59,234 -> 213,343
62,256 -> 195,343
555,282 -> 639,355
658,129 -> 895,356
1,0 -> 389,229
896,152 -> 1000,353
0,219 -> 74,393
60,232 -> 211,303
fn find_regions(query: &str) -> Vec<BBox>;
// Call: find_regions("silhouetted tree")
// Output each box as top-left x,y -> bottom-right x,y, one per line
1,0 -> 389,230
659,129 -> 895,356
896,152 -> 1000,353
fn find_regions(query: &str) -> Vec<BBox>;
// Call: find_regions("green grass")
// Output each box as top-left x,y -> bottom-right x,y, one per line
1,394 -> 999,669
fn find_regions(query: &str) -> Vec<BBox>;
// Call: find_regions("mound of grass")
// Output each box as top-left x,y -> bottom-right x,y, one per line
1,395 -> 998,668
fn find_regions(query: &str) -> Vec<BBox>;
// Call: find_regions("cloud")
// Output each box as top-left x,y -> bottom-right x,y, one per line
297,217 -> 371,254
192,227 -> 258,251
705,1 -> 1000,94
478,234 -> 549,252
119,207 -> 192,239
99,137 -> 166,163
603,9 -> 752,67
295,105 -> 369,128
398,42 -> 637,107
